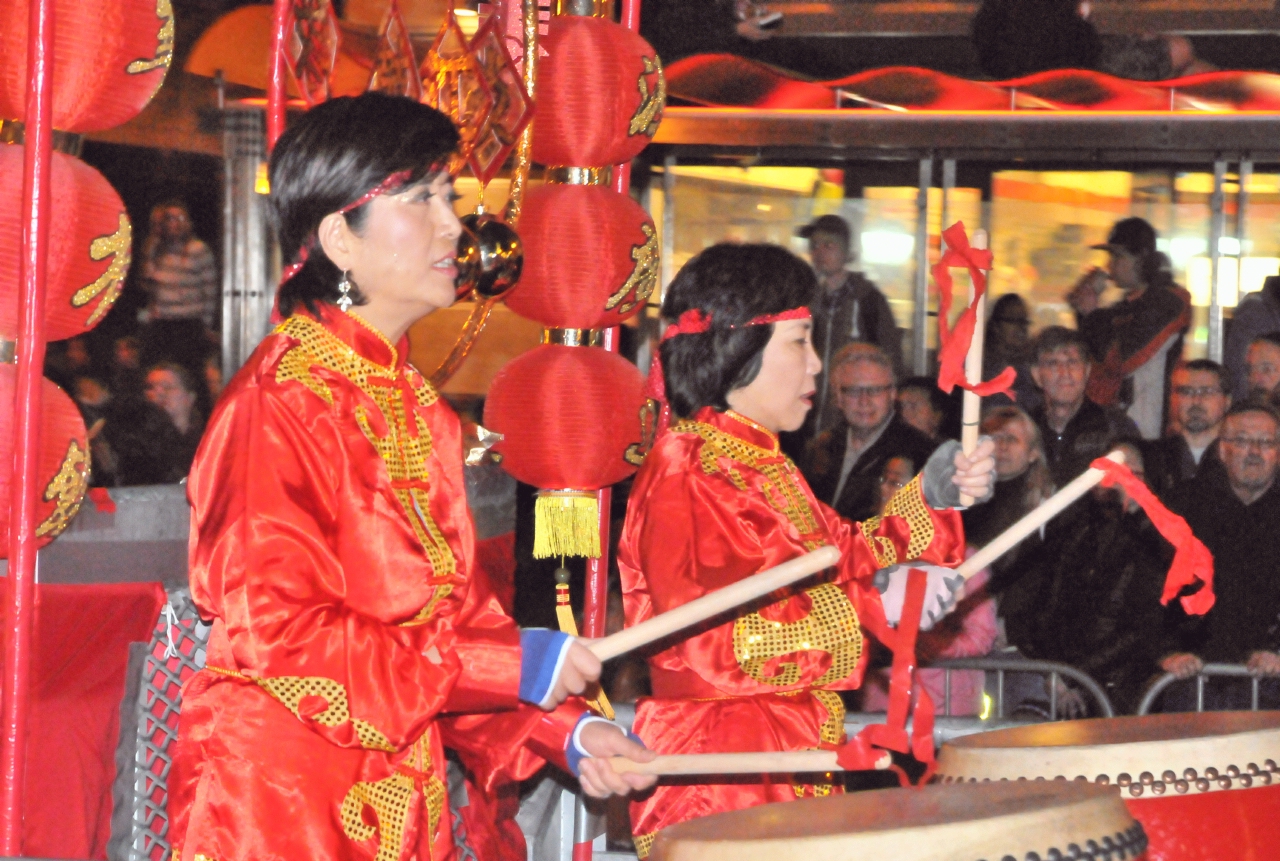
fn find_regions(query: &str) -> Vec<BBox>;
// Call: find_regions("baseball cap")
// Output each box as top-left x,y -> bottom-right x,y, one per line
797,214 -> 851,243
1091,217 -> 1157,257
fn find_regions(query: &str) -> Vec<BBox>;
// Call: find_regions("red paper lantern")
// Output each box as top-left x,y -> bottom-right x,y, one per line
505,183 -> 657,329
484,344 -> 646,490
0,0 -> 172,133
530,15 -> 665,168
0,370 -> 90,554
0,146 -> 132,341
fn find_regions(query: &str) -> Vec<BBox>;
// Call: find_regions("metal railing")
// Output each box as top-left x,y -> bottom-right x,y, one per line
931,657 -> 1116,719
1137,663 -> 1274,715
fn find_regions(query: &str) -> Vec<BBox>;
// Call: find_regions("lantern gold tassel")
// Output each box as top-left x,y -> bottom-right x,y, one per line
534,490 -> 601,559
554,566 -> 613,718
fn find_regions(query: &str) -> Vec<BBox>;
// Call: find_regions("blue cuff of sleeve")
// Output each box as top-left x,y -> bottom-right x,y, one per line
565,714 -> 646,777
519,628 -> 573,708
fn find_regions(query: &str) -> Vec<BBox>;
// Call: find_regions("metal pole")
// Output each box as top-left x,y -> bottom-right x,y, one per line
267,0 -> 290,149
661,155 -> 676,299
1238,159 -> 1252,297
1208,160 -> 1226,362
940,158 -> 955,239
912,157 -> 933,375
4,0 -> 53,850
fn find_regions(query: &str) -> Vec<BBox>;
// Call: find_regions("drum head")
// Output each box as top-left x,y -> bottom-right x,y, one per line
648,781 -> 1143,861
937,712 -> 1280,798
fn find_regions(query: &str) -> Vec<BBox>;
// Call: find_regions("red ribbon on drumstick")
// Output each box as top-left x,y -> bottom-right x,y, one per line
933,222 -> 1017,400
1090,456 -> 1215,615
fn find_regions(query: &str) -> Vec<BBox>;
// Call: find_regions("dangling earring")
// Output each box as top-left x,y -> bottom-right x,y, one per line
337,270 -> 353,312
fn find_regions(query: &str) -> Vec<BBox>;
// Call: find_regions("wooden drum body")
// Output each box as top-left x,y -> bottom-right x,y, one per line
936,712 -> 1280,861
649,781 -> 1147,861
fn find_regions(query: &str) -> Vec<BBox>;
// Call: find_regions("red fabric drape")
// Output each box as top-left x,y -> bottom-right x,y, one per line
933,222 -> 1017,400
19,581 -> 166,859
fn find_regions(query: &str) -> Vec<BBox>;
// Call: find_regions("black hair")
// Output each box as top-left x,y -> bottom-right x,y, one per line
898,376 -> 950,415
661,243 -> 819,418
972,0 -> 1101,80
1250,332 -> 1280,351
1032,325 -> 1089,363
1225,396 -> 1280,427
146,361 -> 199,395
269,92 -> 460,318
1178,358 -> 1227,392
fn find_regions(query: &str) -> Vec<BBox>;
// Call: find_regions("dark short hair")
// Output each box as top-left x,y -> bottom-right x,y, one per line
1249,332 -> 1280,352
661,243 -> 819,418
1031,325 -> 1089,363
899,376 -> 949,414
1224,396 -> 1280,428
269,92 -> 460,318
972,0 -> 1101,79
1176,358 -> 1227,392
146,361 -> 198,395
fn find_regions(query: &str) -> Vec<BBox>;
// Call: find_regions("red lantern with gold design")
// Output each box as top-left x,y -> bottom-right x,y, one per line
0,369 -> 90,555
484,344 -> 646,557
0,0 -> 173,133
0,145 -> 132,341
530,15 -> 665,168
505,182 -> 657,329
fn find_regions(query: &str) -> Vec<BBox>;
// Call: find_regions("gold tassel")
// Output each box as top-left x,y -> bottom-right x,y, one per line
554,566 -> 614,719
534,490 -> 601,559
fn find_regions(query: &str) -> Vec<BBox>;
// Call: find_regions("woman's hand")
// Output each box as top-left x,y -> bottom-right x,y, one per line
576,721 -> 658,798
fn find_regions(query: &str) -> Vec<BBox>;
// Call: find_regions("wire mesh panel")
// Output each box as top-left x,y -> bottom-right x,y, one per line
127,590 -> 209,861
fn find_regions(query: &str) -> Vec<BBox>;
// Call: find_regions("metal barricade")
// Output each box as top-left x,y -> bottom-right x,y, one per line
930,657 -> 1115,719
1136,663 -> 1272,715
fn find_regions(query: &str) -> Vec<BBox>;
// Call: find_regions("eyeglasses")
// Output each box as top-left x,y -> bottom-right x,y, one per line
1221,436 -> 1280,451
1173,386 -> 1224,399
1036,357 -> 1085,371
994,318 -> 1030,328
879,475 -> 908,491
839,384 -> 893,400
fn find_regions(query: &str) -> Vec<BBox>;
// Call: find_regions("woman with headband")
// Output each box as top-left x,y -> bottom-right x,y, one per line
619,243 -> 996,856
167,93 -> 653,861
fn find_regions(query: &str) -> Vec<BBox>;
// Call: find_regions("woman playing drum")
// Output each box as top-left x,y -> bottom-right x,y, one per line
167,93 -> 653,861
619,243 -> 995,855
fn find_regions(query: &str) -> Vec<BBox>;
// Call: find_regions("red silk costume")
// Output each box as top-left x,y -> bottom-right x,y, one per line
618,409 -> 965,856
169,307 -> 579,861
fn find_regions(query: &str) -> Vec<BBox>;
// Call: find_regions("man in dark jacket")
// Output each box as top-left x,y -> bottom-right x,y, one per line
1029,326 -> 1139,488
1144,359 -> 1228,500
1162,400 -> 1280,710
800,214 -> 903,435
801,343 -> 936,523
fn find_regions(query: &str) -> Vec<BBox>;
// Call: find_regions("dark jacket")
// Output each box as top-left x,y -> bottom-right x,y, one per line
1025,498 -> 1170,714
801,413 -> 937,523
809,273 -> 903,434
1033,398 -> 1140,489
1142,434 -> 1224,501
1165,468 -> 1280,664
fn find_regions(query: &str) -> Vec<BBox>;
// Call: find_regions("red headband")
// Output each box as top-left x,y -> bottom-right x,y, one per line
644,305 -> 813,439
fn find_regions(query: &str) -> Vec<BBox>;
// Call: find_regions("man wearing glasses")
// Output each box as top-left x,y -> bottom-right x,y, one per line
801,342 -> 936,522
1144,359 -> 1229,499
1028,326 -> 1138,488
1160,400 -> 1280,709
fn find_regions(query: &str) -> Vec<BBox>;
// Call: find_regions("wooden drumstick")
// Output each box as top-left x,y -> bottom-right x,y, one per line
607,748 -> 891,776
588,546 -> 841,663
953,448 -> 1126,583
959,228 -> 989,507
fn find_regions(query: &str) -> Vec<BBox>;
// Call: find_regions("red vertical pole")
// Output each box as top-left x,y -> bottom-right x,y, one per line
267,0 -> 290,149
3,0 -> 53,851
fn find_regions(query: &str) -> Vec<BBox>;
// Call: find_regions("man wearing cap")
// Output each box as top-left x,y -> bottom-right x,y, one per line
799,214 -> 903,436
1067,216 -> 1191,440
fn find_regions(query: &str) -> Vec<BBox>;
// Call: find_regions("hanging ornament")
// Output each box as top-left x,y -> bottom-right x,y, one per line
283,0 -> 342,106
464,15 -> 534,186
0,146 -> 131,341
506,181 -> 657,328
531,15 -> 664,168
367,0 -> 422,100
0,0 -> 173,133
0,371 -> 90,555
484,344 -> 646,558
421,11 -> 494,174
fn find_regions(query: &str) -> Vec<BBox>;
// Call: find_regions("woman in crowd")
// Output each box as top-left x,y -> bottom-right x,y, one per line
618,242 -> 995,856
168,92 -> 651,861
